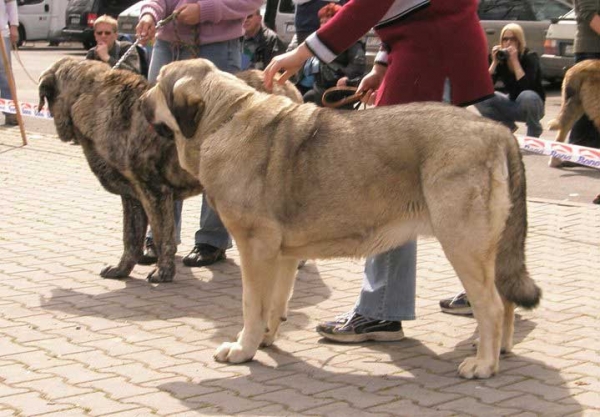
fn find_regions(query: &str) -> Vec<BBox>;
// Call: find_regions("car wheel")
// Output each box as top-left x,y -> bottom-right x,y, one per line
16,25 -> 25,48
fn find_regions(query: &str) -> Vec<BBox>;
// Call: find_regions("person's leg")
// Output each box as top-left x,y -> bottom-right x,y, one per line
1,37 -> 16,125
183,39 -> 241,267
514,90 -> 544,138
474,92 -> 519,132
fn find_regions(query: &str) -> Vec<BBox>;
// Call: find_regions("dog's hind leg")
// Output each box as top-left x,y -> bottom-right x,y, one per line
444,247 -> 504,379
101,196 -> 147,279
548,89 -> 584,167
501,298 -> 515,354
214,234 -> 290,364
261,257 -> 299,347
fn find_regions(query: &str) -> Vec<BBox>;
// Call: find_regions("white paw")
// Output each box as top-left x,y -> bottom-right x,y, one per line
213,341 -> 255,364
458,356 -> 498,379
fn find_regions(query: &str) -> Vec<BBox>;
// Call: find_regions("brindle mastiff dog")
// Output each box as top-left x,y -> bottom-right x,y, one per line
38,57 -> 301,283
548,59 -> 600,167
141,58 -> 541,379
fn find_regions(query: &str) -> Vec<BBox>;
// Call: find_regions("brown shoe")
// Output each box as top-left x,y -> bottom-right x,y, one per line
183,243 -> 226,267
4,114 -> 17,126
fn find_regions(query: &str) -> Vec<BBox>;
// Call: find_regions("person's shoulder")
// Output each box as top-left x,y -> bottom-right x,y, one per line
117,40 -> 134,49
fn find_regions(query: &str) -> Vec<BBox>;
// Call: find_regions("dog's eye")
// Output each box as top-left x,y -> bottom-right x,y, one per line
152,123 -> 175,140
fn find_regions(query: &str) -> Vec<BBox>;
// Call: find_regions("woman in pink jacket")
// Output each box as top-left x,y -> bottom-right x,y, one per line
135,0 -> 262,276
264,0 -> 493,342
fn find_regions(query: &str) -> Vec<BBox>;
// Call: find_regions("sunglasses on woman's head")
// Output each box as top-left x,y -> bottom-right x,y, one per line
95,31 -> 113,36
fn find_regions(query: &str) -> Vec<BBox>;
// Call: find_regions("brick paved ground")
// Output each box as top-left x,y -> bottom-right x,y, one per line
0,128 -> 599,416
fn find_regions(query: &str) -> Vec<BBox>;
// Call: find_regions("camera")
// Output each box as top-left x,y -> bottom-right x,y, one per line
496,48 -> 510,62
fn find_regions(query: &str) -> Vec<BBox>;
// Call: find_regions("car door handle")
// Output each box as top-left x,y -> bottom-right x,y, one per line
45,4 -> 49,12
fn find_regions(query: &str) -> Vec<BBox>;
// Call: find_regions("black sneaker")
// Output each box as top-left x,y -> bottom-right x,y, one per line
439,291 -> 473,315
183,243 -> 226,267
139,237 -> 158,265
316,311 -> 404,343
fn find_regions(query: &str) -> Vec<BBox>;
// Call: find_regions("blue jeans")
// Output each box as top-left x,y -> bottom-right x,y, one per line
568,53 -> 600,148
475,90 -> 545,137
1,37 -> 13,108
354,79 -> 452,321
146,38 -> 241,249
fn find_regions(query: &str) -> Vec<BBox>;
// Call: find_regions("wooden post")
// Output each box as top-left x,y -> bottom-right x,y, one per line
0,37 -> 27,145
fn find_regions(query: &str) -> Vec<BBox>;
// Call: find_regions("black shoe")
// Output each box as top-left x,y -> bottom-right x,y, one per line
139,237 -> 158,265
316,311 -> 404,343
183,243 -> 226,267
439,291 -> 473,316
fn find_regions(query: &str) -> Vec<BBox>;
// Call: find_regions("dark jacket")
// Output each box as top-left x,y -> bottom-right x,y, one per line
242,25 -> 286,70
85,40 -> 141,75
314,41 -> 366,91
493,48 -> 545,102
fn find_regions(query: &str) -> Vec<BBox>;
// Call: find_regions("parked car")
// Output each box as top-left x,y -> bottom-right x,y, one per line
117,1 -> 142,37
62,0 -> 139,49
477,0 -> 572,81
16,0 -> 68,47
541,9 -> 576,83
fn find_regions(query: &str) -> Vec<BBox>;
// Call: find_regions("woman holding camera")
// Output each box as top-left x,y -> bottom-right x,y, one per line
475,23 -> 545,138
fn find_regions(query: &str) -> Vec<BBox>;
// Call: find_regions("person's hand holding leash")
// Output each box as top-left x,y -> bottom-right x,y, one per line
357,63 -> 386,105
263,43 -> 312,90
136,14 -> 156,45
176,4 -> 201,25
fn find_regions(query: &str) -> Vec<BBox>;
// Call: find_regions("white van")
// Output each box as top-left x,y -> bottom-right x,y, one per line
17,0 -> 69,46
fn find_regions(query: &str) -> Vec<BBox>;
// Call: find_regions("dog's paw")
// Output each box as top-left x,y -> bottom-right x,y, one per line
100,265 -> 129,279
146,266 -> 174,283
458,356 -> 498,379
214,342 -> 255,363
260,333 -> 276,348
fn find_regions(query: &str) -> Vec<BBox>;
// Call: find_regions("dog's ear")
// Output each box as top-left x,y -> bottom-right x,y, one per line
171,79 -> 205,139
38,71 -> 57,111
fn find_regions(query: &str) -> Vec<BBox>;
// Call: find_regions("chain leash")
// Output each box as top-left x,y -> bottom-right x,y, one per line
113,11 -> 180,71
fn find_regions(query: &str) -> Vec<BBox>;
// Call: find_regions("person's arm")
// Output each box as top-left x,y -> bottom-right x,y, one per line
512,51 -> 540,92
6,0 -> 19,45
589,13 -> 600,34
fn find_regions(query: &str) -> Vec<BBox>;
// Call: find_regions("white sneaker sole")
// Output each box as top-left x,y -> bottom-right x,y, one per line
317,329 -> 405,343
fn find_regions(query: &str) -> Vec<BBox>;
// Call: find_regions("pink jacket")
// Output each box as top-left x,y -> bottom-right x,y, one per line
140,0 -> 263,45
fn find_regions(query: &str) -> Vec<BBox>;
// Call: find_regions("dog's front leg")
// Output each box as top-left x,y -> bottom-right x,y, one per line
101,196 -> 147,279
261,257 -> 299,347
214,241 -> 284,364
140,190 -> 177,283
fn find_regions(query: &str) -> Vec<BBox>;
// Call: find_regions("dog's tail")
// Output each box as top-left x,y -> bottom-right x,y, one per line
495,136 -> 541,309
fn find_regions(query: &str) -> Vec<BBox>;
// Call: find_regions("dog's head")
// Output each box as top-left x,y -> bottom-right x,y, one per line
140,59 -> 218,141
39,58 -> 110,142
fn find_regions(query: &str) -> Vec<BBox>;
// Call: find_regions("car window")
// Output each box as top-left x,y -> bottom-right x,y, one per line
530,0 -> 571,21
478,0 -> 535,21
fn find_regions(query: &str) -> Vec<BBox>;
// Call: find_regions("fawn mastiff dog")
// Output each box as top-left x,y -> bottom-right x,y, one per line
548,59 -> 600,167
38,57 -> 301,284
141,58 -> 541,379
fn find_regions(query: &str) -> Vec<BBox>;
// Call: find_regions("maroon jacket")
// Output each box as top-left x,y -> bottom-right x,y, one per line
307,0 -> 493,107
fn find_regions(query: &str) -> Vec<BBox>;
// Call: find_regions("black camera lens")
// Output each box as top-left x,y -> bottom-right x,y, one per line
496,49 -> 509,61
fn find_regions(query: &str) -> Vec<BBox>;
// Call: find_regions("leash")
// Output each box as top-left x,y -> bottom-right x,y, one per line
113,11 -> 180,71
321,86 -> 366,109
